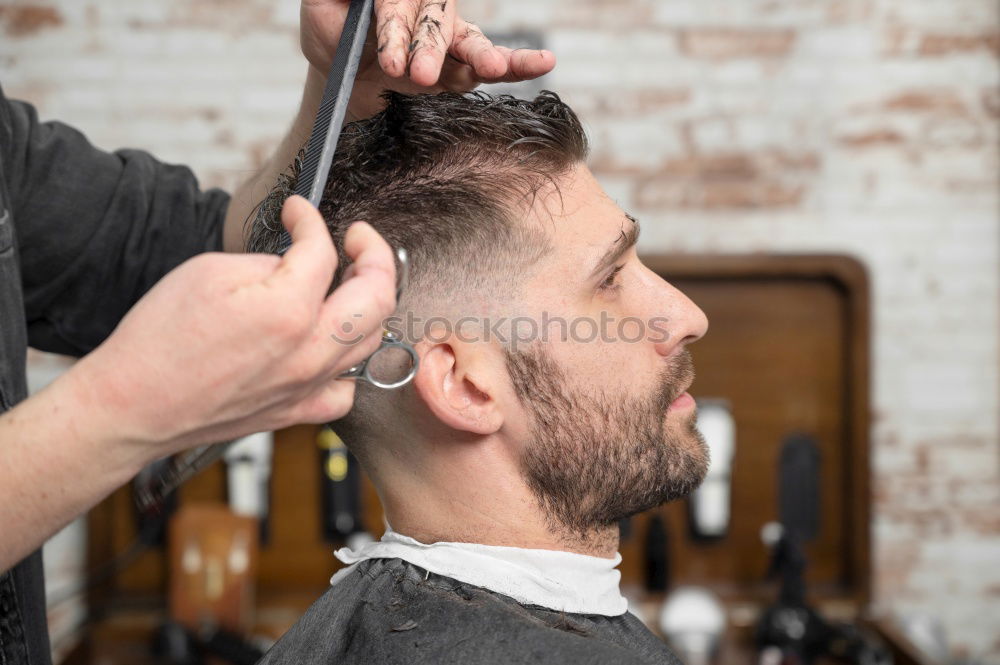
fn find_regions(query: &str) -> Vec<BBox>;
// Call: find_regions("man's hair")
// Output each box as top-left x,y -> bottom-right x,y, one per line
247,90 -> 588,312
247,90 -> 588,450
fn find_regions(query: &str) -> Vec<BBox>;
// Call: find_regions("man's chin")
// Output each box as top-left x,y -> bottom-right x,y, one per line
681,420 -> 711,494
656,418 -> 711,500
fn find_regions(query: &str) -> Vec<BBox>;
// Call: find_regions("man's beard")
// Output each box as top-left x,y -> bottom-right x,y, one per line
504,346 -> 709,536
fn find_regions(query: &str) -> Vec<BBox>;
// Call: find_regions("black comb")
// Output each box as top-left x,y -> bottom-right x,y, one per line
277,0 -> 374,253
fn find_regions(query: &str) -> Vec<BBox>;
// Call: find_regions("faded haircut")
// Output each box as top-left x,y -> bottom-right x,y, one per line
247,90 -> 589,316
247,90 -> 589,450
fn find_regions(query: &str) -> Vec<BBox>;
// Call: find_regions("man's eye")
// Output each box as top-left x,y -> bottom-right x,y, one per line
599,265 -> 625,292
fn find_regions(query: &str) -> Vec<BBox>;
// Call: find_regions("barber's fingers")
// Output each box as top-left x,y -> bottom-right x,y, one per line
270,196 -> 338,302
374,0 -> 421,78
406,0 -> 457,86
320,221 -> 397,365
490,46 -> 557,83
434,61 -> 478,93
440,41 -> 556,90
291,377 -> 358,424
448,20 -> 505,79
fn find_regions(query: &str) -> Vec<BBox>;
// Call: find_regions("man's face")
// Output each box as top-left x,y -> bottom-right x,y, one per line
500,164 -> 710,535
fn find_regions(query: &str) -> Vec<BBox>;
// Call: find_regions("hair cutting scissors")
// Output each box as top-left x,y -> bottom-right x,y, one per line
136,0 -> 415,514
337,247 -> 419,389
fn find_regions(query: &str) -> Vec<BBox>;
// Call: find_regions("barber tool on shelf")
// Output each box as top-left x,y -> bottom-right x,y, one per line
224,432 -> 274,544
688,400 -> 736,540
152,620 -> 266,665
154,505 -> 268,665
659,586 -> 727,665
643,512 -> 670,593
168,505 -> 258,632
317,425 -> 368,541
756,432 -> 827,665
756,433 -> 891,665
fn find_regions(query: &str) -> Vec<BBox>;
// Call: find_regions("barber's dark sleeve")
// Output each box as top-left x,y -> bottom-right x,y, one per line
0,85 -> 230,356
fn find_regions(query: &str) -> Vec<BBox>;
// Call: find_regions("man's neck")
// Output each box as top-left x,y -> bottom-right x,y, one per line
379,471 -> 621,558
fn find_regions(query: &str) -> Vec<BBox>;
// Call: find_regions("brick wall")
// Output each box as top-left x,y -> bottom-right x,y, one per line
2,0 -> 997,661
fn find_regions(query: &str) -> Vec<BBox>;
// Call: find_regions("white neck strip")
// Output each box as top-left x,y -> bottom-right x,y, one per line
331,528 -> 628,617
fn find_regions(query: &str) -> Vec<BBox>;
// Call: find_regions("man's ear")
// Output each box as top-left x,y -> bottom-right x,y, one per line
413,338 -> 503,436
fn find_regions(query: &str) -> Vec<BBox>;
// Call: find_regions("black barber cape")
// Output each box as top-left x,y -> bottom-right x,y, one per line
257,558 -> 683,665
0,82 -> 228,665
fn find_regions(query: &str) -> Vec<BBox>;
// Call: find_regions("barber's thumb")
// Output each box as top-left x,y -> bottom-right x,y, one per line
281,195 -> 323,238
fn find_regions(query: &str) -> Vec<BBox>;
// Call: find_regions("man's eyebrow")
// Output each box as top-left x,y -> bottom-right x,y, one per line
589,214 -> 640,279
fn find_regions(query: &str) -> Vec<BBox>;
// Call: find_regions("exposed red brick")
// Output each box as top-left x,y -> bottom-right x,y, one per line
632,148 -> 818,210
635,176 -> 806,210
704,181 -> 805,208
826,0 -> 875,24
838,128 -> 906,147
883,90 -> 967,113
982,87 -> 1000,118
125,1 -> 274,31
663,153 -> 760,179
883,24 -> 907,55
918,32 -> 1000,56
587,157 -> 649,178
679,28 -> 796,59
944,178 -> 999,195
963,507 -> 1000,535
569,88 -> 692,116
915,446 -> 929,473
557,1 -> 654,28
763,150 -> 821,171
0,4 -> 62,36
213,129 -> 235,148
635,89 -> 692,110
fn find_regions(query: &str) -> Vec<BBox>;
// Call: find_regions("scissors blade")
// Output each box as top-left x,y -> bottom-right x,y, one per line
277,0 -> 374,254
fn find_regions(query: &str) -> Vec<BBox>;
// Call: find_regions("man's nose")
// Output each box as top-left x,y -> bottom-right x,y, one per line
652,282 -> 709,357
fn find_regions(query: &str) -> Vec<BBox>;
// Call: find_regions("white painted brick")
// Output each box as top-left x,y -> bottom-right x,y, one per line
5,0 -> 998,660
796,25 -> 881,60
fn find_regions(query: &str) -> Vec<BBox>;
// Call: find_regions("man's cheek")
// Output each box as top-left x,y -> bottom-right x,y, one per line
557,343 -> 628,390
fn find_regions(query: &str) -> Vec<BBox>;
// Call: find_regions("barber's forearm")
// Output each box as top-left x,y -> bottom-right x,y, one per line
222,66 -> 326,252
0,368 -> 144,573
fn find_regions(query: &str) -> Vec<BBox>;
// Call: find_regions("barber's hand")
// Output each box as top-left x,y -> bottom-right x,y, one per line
69,196 -> 395,460
300,0 -> 556,118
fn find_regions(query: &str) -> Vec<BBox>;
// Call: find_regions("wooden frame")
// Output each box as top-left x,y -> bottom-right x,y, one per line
641,252 -> 872,605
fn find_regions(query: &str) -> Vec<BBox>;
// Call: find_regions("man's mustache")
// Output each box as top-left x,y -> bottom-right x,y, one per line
654,349 -> 696,411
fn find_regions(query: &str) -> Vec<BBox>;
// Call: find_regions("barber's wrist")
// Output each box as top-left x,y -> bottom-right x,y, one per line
53,355 -> 160,477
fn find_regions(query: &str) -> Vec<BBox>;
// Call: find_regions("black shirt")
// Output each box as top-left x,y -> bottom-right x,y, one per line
0,82 -> 228,665
258,558 -> 683,665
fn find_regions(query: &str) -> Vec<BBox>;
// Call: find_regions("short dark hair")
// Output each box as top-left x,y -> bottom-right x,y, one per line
247,90 -> 588,451
247,90 -> 589,313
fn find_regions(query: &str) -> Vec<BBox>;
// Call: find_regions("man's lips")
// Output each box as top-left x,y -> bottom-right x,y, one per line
669,391 -> 695,410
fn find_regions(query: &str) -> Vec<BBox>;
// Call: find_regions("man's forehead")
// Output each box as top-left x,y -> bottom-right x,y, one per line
526,164 -> 636,261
